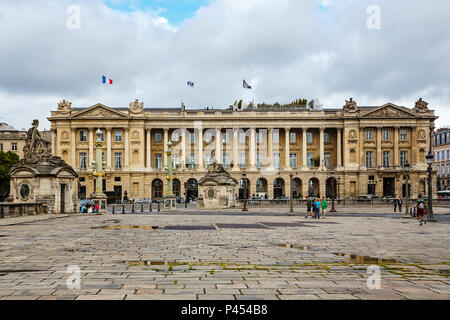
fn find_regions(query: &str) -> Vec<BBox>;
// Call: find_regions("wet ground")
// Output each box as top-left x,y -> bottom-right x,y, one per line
0,209 -> 449,300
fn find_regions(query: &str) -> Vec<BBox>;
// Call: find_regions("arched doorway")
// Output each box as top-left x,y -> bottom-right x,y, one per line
152,179 -> 163,200
326,178 -> 337,199
293,178 -> 302,199
308,178 -> 320,198
238,178 -> 250,200
173,179 -> 181,197
256,178 -> 268,199
186,178 -> 198,201
273,178 -> 285,199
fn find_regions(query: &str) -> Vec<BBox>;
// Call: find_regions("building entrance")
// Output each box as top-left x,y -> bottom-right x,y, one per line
383,178 -> 395,197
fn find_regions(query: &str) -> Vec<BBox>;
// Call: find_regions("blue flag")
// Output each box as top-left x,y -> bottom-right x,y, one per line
102,75 -> 106,84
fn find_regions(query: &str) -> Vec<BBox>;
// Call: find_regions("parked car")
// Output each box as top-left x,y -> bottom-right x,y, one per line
136,197 -> 152,204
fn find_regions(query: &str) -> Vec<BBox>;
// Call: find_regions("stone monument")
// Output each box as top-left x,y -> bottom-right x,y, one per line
91,128 -> 108,213
197,151 -> 238,209
163,141 -> 177,211
9,120 -> 78,214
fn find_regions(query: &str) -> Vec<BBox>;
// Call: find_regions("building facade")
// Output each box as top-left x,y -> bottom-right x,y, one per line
0,122 -> 27,158
48,98 -> 437,202
434,128 -> 450,192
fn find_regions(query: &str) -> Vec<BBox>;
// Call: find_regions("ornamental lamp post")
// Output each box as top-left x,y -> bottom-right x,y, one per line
426,151 -> 435,221
242,171 -> 248,212
404,161 -> 410,216
330,170 -> 337,212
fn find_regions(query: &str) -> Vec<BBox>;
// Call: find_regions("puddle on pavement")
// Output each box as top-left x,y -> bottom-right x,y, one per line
125,260 -> 166,266
103,219 -> 121,224
271,243 -> 317,251
334,253 -> 397,264
64,247 -> 98,253
92,225 -> 159,230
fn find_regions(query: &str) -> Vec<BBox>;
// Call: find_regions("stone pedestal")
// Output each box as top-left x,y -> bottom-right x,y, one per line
163,195 -> 177,211
92,194 -> 108,213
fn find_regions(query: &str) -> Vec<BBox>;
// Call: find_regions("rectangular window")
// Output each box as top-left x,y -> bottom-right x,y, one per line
114,152 -> 122,169
172,154 -> 180,169
366,151 -> 373,168
289,132 -> 296,143
222,132 -> 230,144
239,153 -> 246,168
172,131 -> 179,142
256,132 -> 263,144
383,129 -> 390,140
256,153 -> 263,168
239,132 -> 245,144
272,131 -> 279,144
154,153 -> 162,169
442,151 -> 444,160
205,132 -> 212,143
11,142 -> 17,151
273,153 -> 280,168
324,132 -> 330,143
383,151 -> 391,167
188,153 -> 195,168
307,132 -> 313,143
99,130 -> 104,141
114,130 -> 122,141
289,153 -> 297,168
307,153 -> 314,168
366,129 -> 373,141
189,132 -> 195,143
324,153 -> 331,168
79,152 -> 87,169
155,133 -> 162,143
223,153 -> 230,168
80,130 -> 87,142
400,129 -> 407,141
447,150 -> 450,160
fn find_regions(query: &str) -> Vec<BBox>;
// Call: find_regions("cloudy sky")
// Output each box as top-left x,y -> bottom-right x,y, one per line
0,0 -> 449,130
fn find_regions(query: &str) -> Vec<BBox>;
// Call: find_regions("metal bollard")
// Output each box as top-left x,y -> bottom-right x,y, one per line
112,205 -> 115,214
122,204 -> 125,214
150,203 -> 152,212
141,204 -> 144,213
132,204 -> 135,213
157,202 -> 160,212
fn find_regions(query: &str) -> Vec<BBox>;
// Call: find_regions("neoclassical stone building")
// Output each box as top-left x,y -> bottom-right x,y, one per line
48,98 -> 437,202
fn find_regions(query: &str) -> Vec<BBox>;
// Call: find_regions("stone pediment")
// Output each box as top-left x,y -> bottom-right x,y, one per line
361,103 -> 416,118
71,104 -> 128,119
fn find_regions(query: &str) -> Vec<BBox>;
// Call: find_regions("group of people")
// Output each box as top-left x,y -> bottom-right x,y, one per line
305,197 -> 328,219
80,203 -> 100,214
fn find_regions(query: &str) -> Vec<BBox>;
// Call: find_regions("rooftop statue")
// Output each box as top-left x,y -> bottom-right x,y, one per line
23,120 -> 52,159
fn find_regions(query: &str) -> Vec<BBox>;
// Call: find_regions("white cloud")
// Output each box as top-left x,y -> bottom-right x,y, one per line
0,0 -> 449,130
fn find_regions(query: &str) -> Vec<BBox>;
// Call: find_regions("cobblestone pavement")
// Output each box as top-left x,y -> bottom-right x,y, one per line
0,209 -> 449,300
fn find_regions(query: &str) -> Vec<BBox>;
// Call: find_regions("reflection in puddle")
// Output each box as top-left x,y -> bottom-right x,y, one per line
334,253 -> 397,264
271,243 -> 313,251
92,225 -> 159,230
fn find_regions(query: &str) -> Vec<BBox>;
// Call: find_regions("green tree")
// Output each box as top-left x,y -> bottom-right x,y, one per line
0,151 -> 20,196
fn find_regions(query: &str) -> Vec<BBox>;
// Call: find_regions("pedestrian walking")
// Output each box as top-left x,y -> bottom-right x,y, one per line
95,203 -> 100,214
393,198 -> 398,212
398,197 -> 403,212
305,197 -> 313,218
416,194 -> 426,226
321,197 -> 328,217
313,198 -> 321,219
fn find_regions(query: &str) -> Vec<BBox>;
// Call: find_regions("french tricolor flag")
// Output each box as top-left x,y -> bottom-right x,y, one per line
102,75 -> 113,85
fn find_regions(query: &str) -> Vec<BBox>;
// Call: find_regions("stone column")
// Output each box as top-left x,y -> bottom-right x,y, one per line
394,126 -> 399,167
198,127 -> 204,169
163,128 -> 169,167
71,129 -> 76,167
232,127 -> 239,171
106,128 -> 112,170
51,129 -> 57,156
250,128 -> 256,169
215,128 -> 222,164
411,127 -> 417,165
302,127 -> 307,169
146,129 -> 152,170
285,127 -> 291,169
89,128 -> 94,168
377,127 -> 382,167
182,128 -> 187,168
319,127 -> 325,169
337,128 -> 342,167
268,128 -> 273,168
124,128 -> 129,168
359,127 -> 365,167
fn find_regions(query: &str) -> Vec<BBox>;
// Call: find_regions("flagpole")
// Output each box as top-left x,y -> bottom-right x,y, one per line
185,84 -> 188,109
